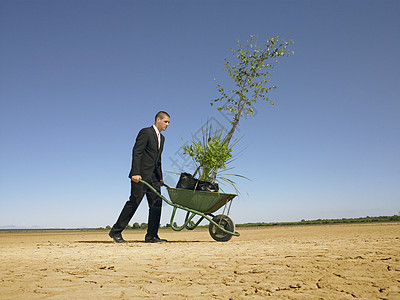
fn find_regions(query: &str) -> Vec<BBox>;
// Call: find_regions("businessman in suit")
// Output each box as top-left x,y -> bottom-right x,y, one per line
109,111 -> 170,243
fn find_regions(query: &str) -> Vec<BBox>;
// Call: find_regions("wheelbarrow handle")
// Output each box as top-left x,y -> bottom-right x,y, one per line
139,178 -> 159,191
139,179 -> 169,200
161,182 -> 170,188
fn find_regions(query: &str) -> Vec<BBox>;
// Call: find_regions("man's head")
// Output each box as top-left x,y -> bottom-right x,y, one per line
154,111 -> 170,132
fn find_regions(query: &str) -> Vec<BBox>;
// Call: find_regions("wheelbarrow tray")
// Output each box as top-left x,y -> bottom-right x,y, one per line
167,187 -> 236,214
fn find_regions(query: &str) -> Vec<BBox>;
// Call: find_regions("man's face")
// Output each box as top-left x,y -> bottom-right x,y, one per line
155,116 -> 170,132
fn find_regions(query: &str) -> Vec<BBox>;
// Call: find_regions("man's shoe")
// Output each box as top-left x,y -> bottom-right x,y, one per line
109,230 -> 127,243
145,236 -> 167,243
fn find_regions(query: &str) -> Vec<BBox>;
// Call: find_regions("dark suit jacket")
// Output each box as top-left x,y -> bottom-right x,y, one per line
128,126 -> 164,181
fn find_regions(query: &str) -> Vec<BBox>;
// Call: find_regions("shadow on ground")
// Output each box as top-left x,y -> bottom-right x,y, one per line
75,240 -> 205,244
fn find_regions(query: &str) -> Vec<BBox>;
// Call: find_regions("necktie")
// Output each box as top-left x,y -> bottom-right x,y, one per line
157,133 -> 160,149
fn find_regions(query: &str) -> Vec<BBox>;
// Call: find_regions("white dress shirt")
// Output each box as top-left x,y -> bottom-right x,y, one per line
152,125 -> 160,149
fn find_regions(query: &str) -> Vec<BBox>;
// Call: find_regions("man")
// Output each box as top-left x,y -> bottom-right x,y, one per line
109,111 -> 170,243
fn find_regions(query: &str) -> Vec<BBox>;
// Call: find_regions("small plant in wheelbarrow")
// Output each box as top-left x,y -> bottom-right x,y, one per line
175,123 -> 247,242
181,123 -> 246,194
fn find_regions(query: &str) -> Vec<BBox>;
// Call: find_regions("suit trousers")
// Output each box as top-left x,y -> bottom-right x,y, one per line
112,174 -> 162,239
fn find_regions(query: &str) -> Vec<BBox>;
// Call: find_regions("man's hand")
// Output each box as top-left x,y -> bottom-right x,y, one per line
131,175 -> 142,183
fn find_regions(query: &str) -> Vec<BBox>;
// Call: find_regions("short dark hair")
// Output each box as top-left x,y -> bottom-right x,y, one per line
155,111 -> 170,121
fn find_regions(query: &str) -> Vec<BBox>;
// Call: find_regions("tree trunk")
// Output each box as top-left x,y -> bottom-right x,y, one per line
211,98 -> 248,181
223,98 -> 248,146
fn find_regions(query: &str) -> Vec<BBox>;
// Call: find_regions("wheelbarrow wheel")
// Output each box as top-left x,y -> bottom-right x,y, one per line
209,214 -> 235,242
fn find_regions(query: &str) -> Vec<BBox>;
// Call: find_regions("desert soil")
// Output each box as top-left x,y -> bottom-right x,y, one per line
0,223 -> 399,299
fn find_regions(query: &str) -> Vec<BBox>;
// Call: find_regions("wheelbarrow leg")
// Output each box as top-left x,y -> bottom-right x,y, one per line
185,211 -> 205,230
169,207 -> 198,231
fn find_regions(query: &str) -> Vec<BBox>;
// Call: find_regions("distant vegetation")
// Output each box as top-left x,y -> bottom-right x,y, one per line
2,215 -> 398,231
235,215 -> 400,227
97,215 -> 400,230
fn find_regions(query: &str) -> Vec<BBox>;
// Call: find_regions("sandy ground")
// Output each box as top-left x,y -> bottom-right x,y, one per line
0,223 -> 399,299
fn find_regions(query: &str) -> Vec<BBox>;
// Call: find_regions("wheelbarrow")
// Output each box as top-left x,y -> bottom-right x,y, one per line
140,179 -> 240,242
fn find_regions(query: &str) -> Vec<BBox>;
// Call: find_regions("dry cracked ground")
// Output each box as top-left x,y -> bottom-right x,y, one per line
1,223 -> 399,299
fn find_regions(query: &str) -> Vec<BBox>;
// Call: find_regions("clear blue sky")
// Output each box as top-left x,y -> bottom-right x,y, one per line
1,0 -> 399,228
